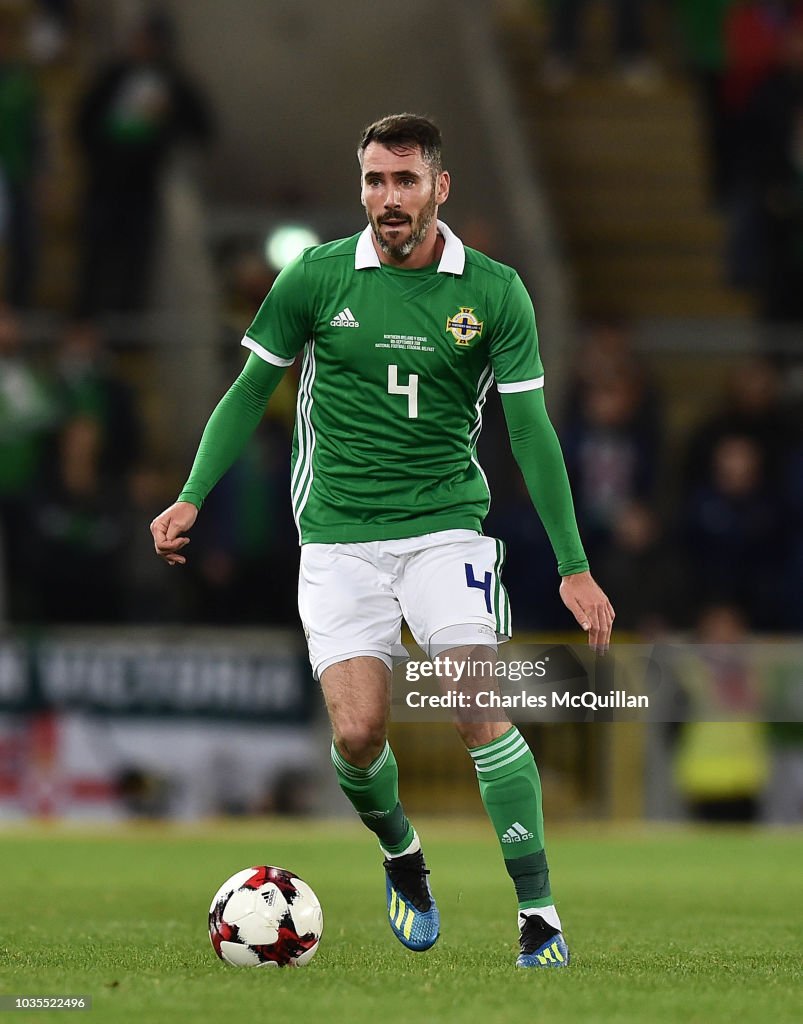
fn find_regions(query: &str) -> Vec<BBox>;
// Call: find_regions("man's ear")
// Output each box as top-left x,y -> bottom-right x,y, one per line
437,170 -> 451,206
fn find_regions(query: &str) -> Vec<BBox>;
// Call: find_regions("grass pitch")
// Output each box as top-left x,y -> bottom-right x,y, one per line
1,820 -> 801,1024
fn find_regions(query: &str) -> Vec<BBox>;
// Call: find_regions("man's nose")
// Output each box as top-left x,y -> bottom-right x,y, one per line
384,187 -> 401,208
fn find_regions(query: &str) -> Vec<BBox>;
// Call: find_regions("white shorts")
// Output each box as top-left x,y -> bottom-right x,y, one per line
298,530 -> 511,679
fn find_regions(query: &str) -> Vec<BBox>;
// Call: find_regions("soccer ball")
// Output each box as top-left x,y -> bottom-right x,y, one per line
208,865 -> 323,967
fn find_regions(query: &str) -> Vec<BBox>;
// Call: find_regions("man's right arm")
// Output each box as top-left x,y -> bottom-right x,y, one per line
150,353 -> 287,564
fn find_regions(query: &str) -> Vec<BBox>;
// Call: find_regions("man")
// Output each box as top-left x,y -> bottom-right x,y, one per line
73,10 -> 212,315
0,12 -> 42,308
151,114 -> 614,968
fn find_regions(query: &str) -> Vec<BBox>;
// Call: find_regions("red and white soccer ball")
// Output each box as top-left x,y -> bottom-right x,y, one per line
208,865 -> 323,967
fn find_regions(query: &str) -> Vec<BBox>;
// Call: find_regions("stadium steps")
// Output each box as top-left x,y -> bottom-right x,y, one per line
497,5 -> 753,320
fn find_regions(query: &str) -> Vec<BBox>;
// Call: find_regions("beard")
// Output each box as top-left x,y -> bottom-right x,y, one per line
370,188 -> 438,262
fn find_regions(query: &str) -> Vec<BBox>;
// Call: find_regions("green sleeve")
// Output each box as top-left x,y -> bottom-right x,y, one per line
488,273 -> 544,387
500,388 -> 589,577
177,353 -> 288,509
244,251 -> 312,362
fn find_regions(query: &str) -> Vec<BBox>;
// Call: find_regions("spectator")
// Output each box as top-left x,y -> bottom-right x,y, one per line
717,1 -> 802,287
683,434 -> 779,627
27,0 -> 75,65
565,320 -> 663,436
674,0 -> 738,206
122,462 -> 188,622
73,10 -> 213,316
721,0 -> 793,111
745,12 -> 803,323
672,604 -> 769,823
0,12 -> 44,308
682,356 -> 788,494
593,501 -> 690,634
561,365 -> 660,561
0,307 -> 59,620
188,415 -> 298,626
30,414 -> 125,623
52,319 -> 143,479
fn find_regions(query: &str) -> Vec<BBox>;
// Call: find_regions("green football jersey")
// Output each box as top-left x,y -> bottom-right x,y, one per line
243,220 -> 545,543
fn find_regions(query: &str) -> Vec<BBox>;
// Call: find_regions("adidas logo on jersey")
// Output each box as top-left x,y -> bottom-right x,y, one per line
330,307 -> 360,327
501,822 -> 534,843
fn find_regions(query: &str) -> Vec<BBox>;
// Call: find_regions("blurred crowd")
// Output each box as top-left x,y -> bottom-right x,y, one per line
675,0 -> 803,326
0,300 -> 300,627
538,0 -> 803,329
3,301 -> 800,637
0,2 -> 801,639
0,3 -> 212,315
484,320 -> 803,637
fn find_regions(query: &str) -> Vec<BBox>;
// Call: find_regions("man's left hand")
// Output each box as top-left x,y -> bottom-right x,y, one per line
559,571 -> 615,653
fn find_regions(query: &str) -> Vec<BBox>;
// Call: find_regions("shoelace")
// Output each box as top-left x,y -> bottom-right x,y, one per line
519,914 -> 558,955
383,852 -> 432,912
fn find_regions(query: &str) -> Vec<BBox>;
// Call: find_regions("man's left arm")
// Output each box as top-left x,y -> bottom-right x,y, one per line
500,386 -> 615,652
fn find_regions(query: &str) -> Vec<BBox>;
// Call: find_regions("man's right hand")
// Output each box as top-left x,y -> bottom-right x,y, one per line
150,500 -> 198,566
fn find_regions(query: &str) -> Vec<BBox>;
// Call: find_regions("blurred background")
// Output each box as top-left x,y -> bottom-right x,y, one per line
0,0 -> 801,827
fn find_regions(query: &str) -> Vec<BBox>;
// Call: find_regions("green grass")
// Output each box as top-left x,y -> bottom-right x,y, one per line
1,821 -> 801,1024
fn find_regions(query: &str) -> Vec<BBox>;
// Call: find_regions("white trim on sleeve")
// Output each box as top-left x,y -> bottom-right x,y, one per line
241,335 -> 296,367
496,376 -> 545,394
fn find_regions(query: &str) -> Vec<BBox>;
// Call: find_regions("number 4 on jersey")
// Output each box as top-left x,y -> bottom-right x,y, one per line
388,364 -> 419,419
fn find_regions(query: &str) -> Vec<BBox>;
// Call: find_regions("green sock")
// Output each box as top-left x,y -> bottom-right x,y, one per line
331,741 -> 414,854
469,727 -> 552,909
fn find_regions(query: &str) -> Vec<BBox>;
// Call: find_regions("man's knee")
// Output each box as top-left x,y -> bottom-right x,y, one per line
321,655 -> 391,767
333,722 -> 388,766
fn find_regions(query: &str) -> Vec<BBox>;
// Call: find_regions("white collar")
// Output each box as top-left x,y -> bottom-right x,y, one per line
354,219 -> 466,275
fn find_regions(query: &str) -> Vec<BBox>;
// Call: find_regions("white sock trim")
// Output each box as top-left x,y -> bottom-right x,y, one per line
380,831 -> 421,860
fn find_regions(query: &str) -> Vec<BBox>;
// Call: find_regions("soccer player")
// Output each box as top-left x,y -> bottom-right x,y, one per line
151,114 -> 614,968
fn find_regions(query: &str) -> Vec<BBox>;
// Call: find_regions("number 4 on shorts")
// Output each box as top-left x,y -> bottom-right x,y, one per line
465,563 -> 492,613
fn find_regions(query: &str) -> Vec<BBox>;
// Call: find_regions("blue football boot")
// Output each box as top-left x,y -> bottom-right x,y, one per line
383,848 -> 440,951
516,912 -> 570,968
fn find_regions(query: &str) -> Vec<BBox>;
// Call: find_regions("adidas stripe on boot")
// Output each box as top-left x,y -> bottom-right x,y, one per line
383,848 -> 440,951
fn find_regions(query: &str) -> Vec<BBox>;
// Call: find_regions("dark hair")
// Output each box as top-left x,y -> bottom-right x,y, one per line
357,113 -> 443,175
